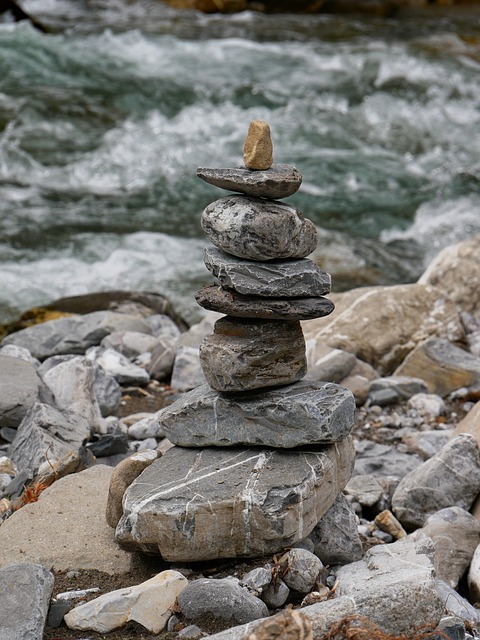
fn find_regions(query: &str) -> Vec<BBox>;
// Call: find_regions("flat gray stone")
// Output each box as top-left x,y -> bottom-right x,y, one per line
0,562 -> 54,640
178,578 -> 268,632
1,311 -> 151,361
204,248 -> 330,298
354,439 -> 423,479
199,317 -> 306,392
392,434 -> 480,529
158,381 -> 355,448
195,285 -> 334,321
115,440 -> 355,561
344,474 -> 383,507
201,195 -> 317,261
170,346 -> 206,392
309,493 -> 363,566
197,164 -> 302,199
8,403 -> 91,477
0,356 -> 53,429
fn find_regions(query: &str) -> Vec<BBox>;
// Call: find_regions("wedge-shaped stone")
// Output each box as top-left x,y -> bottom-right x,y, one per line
197,164 -> 302,200
204,248 -> 330,298
158,381 -> 355,448
196,285 -> 334,321
199,317 -> 306,392
115,441 -> 355,561
201,195 -> 317,261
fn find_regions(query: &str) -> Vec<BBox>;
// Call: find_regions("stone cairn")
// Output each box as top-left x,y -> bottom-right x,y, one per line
115,121 -> 356,562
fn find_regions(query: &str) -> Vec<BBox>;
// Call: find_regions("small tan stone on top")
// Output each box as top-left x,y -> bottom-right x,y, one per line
244,120 -> 273,170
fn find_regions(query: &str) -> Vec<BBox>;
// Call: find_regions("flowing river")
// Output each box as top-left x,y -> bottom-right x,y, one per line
1,1 -> 480,323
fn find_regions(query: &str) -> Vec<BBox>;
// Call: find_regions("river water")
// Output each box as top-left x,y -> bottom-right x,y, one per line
1,1 -> 480,323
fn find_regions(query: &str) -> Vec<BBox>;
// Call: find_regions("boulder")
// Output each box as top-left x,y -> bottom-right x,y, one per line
392,434 -> 480,529
1,311 -> 151,360
204,248 -> 330,298
418,235 -> 480,314
0,356 -> 53,429
412,506 -> 480,588
197,164 -> 302,200
0,562 -> 54,640
309,493 -> 363,565
42,356 -> 102,430
306,284 -> 463,375
0,465 -> 136,575
64,570 -> 188,634
8,403 -> 91,477
394,338 -> 480,396
199,317 -> 306,392
158,381 -> 355,448
179,577 -> 268,632
201,195 -> 317,261
116,440 -> 355,561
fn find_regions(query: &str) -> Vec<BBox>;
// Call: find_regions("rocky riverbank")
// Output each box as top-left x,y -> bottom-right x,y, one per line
0,234 -> 480,639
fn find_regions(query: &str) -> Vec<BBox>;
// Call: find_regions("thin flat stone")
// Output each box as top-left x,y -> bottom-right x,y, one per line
204,248 -> 330,298
201,195 -> 317,261
115,440 -> 355,561
195,285 -> 334,320
158,380 -> 355,448
243,120 -> 273,170
196,164 -> 302,200
199,317 -> 306,392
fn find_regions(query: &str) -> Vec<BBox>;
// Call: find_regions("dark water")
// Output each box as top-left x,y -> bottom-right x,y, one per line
1,1 -> 480,322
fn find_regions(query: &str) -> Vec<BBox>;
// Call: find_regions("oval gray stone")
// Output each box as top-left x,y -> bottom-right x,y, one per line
115,441 -> 355,561
201,195 -> 317,261
197,164 -> 302,199
195,285 -> 334,321
204,248 -> 331,298
158,380 -> 355,448
199,317 -> 306,392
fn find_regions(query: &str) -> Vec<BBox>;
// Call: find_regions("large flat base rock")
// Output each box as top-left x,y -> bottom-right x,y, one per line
159,381 -> 355,448
115,440 -> 355,561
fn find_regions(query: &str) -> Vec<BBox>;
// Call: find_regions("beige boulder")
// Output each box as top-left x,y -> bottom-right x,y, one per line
419,235 -> 480,314
303,284 -> 463,375
0,465 -> 135,575
453,401 -> 480,447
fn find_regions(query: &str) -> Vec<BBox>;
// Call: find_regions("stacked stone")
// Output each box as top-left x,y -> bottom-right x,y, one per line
114,122 -> 356,562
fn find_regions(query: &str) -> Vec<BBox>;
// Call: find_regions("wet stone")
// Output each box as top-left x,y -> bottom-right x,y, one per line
201,195 -> 317,261
204,248 -> 331,298
196,164 -> 302,200
199,317 -> 306,393
158,380 -> 356,449
195,285 -> 334,321
115,441 -> 355,561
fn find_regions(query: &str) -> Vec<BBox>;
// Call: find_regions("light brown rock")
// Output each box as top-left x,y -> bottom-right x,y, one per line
419,235 -> 480,314
243,120 -> 273,170
306,284 -> 463,375
453,400 -> 480,447
0,465 -> 136,575
106,449 -> 160,528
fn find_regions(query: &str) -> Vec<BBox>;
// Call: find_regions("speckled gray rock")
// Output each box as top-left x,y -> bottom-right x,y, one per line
0,356 -> 53,429
204,248 -> 330,298
115,440 -> 355,561
278,548 -> 323,593
412,506 -> 480,588
8,403 -> 91,476
0,311 -> 151,361
201,195 -> 317,261
178,578 -> 268,631
158,381 -> 355,448
310,493 -> 363,566
392,434 -> 480,529
196,285 -> 334,321
197,164 -> 302,199
199,318 -> 306,392
0,562 -> 54,640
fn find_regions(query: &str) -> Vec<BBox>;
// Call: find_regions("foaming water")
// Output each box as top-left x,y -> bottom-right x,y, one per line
1,6 -> 480,321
